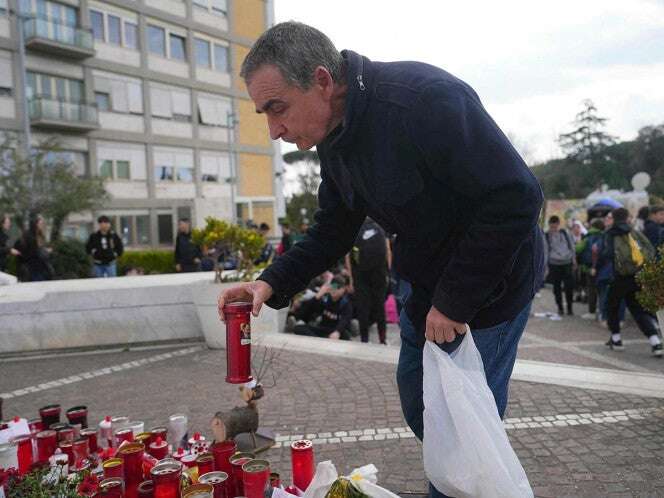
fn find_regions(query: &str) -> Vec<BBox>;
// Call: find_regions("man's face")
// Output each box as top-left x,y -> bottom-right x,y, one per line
604,213 -> 613,228
99,221 -> 110,233
247,65 -> 336,150
654,211 -> 664,224
549,222 -> 560,232
179,221 -> 190,233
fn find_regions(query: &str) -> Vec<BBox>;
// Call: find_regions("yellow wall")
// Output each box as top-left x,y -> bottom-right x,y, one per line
238,98 -> 270,147
252,201 -> 275,235
233,44 -> 250,93
232,0 -> 265,40
238,153 -> 273,197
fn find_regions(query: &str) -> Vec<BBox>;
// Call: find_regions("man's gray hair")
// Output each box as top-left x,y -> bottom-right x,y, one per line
240,21 -> 344,89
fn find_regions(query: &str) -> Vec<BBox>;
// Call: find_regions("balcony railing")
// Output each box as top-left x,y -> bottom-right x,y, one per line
23,17 -> 95,59
29,97 -> 99,132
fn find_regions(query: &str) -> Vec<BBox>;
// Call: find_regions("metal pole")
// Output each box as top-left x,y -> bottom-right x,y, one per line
227,110 -> 237,224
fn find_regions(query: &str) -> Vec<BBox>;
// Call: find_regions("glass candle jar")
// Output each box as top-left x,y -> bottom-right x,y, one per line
99,477 -> 125,497
290,439 -> 315,492
196,453 -> 214,477
151,460 -> 183,498
210,440 -> 235,476
36,430 -> 58,463
103,457 -> 125,479
223,302 -> 253,384
229,452 -> 254,497
241,459 -> 270,498
117,442 -> 145,484
198,471 -> 229,498
39,404 -> 61,428
12,435 -> 33,475
66,405 -> 88,429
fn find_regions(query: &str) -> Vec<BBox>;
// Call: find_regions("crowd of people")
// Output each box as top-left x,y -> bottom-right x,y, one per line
544,205 -> 663,357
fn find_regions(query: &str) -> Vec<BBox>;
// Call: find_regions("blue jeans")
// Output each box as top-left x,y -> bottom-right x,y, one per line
94,262 -> 117,278
396,302 -> 532,498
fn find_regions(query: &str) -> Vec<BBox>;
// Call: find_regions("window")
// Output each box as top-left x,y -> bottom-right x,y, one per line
148,25 -> 165,56
0,0 -> 7,15
108,14 -> 121,45
195,38 -> 210,67
176,167 -> 193,182
155,165 -> 174,181
169,34 -> 186,61
213,44 -> 229,73
201,153 -> 230,182
0,53 -> 13,94
192,0 -> 227,16
90,10 -> 104,40
94,72 -> 143,114
99,159 -> 131,180
158,214 -> 174,245
136,215 -> 150,245
95,92 -> 110,111
104,213 -> 151,246
28,71 -> 84,103
150,84 -> 191,121
120,216 -> 133,245
197,92 -> 232,127
211,0 -> 227,14
124,21 -> 138,49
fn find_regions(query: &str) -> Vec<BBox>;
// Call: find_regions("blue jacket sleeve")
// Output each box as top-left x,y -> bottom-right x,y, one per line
257,166 -> 366,309
406,83 -> 544,323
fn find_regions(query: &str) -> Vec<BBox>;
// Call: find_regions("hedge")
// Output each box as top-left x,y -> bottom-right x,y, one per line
117,250 -> 176,275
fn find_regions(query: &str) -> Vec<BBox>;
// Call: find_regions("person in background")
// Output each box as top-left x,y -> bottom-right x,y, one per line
0,215 -> 20,273
86,215 -> 124,278
276,221 -> 293,256
643,205 -> 664,253
578,218 -> 605,320
546,215 -> 576,315
597,211 -> 625,326
346,217 -> 391,344
636,205 -> 650,232
254,223 -> 275,265
15,215 -> 52,281
292,222 -> 309,245
571,220 -> 587,303
597,207 -> 661,356
291,274 -> 353,340
175,218 -> 202,272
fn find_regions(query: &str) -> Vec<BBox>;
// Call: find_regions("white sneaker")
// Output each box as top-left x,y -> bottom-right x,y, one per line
581,313 -> 595,320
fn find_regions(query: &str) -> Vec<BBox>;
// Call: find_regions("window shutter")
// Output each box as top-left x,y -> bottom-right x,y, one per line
110,79 -> 129,113
171,89 -> 191,116
127,82 -> 143,113
150,86 -> 172,118
0,54 -> 12,89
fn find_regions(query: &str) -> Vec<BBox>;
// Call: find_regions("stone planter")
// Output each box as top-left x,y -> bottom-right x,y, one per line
192,280 -> 283,349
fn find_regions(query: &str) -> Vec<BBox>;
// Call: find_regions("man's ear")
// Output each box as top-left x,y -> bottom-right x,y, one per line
313,66 -> 334,97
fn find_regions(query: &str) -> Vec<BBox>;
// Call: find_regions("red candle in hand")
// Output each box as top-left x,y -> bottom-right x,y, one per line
223,302 -> 253,384
291,439 -> 315,492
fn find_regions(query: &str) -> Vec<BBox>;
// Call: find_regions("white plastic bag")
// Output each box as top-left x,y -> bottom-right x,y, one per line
302,461 -> 339,498
348,464 -> 400,498
423,331 -> 533,498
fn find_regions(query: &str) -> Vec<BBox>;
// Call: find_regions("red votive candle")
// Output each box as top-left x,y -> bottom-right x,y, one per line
66,405 -> 89,429
151,460 -> 182,498
81,428 -> 99,453
149,437 -> 169,460
223,302 -> 253,384
242,459 -> 270,498
182,483 -> 213,497
150,427 -> 168,445
12,435 -> 33,475
103,457 -> 125,479
229,452 -> 254,497
39,404 -> 61,428
57,426 -> 75,443
115,428 -> 135,447
99,477 -> 125,497
291,439 -> 315,492
118,442 -> 145,484
36,430 -> 58,463
196,453 -> 214,477
210,440 -> 235,476
137,480 -> 155,497
199,471 -> 229,498
28,418 -> 43,432
72,437 -> 89,467
59,440 -> 75,466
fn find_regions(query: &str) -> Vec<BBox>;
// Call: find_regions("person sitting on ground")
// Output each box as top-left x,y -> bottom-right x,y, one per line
291,274 -> 353,340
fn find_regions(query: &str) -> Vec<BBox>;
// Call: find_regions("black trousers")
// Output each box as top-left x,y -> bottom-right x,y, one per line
293,324 -> 350,340
354,267 -> 388,343
587,274 -> 598,314
549,263 -> 574,311
607,275 -> 659,337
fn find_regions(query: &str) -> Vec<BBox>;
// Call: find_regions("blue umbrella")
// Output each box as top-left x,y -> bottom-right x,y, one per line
595,197 -> 622,208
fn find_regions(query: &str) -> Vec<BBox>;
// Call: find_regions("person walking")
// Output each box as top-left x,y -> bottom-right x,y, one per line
216,22 -> 544,498
14,215 -> 53,281
545,215 -> 576,315
346,217 -> 390,344
175,218 -> 202,272
0,215 -> 20,274
86,215 -> 124,277
598,207 -> 662,356
577,218 -> 605,319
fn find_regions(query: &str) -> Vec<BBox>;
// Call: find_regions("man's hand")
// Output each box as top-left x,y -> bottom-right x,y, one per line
218,280 -> 274,321
425,306 -> 468,343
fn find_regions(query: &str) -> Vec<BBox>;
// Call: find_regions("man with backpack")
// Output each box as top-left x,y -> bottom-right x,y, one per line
347,217 -> 390,344
546,215 -> 576,316
577,218 -> 605,319
598,207 -> 662,356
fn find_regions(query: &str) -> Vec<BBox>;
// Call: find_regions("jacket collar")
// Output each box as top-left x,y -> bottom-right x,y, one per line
325,50 -> 371,152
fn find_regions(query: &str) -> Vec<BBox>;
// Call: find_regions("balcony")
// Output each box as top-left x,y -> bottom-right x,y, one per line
29,98 -> 99,132
23,17 -> 95,59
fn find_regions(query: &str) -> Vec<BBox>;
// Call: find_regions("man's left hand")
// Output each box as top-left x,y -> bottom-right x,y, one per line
425,306 -> 468,343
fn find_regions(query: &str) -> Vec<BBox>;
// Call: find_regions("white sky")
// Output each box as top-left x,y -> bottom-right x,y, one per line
274,0 -> 664,172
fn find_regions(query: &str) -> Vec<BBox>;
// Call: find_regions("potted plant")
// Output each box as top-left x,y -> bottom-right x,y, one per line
190,217 -> 282,348
636,245 -> 664,328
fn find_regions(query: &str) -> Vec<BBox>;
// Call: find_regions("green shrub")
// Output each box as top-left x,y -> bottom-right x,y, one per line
636,244 -> 664,313
117,250 -> 175,275
51,238 -> 92,279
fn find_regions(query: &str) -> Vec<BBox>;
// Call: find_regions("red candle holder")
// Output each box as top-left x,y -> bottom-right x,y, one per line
291,439 -> 315,492
36,430 -> 58,463
241,459 -> 270,498
81,428 -> 99,453
118,442 -> 145,484
39,404 -> 61,428
137,480 -> 155,497
66,405 -> 89,429
115,428 -> 135,447
12,435 -> 33,475
99,477 -> 125,497
72,437 -> 89,467
182,483 -> 214,497
151,460 -> 183,498
223,302 -> 253,384
229,452 -> 254,497
103,457 -> 125,479
59,440 -> 75,466
28,418 -> 43,432
196,453 -> 214,477
149,437 -> 169,460
199,471 -> 229,498
150,427 -> 168,445
210,440 -> 235,475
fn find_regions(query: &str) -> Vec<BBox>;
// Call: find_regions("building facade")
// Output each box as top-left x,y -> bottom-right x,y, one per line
0,0 -> 284,248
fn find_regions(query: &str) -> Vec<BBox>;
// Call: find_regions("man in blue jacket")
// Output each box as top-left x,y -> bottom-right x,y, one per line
218,22 -> 544,496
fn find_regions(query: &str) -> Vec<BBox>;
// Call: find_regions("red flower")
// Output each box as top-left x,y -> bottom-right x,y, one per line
0,467 -> 20,490
77,472 -> 100,496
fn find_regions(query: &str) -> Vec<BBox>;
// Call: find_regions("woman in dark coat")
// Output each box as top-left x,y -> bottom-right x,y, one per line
14,215 -> 52,281
0,215 -> 20,273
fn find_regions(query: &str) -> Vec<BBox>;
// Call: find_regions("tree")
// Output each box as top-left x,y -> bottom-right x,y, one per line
558,99 -> 617,164
0,136 -> 108,240
282,149 -> 320,228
